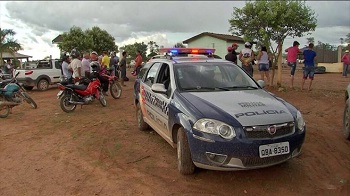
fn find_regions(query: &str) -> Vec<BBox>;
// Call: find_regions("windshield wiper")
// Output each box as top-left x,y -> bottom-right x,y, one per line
181,86 -> 216,91
219,86 -> 259,90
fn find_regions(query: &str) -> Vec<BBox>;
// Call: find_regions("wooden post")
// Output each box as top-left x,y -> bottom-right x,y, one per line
338,45 -> 342,63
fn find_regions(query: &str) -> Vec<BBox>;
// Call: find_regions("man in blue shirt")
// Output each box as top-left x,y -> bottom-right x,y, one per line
301,43 -> 317,91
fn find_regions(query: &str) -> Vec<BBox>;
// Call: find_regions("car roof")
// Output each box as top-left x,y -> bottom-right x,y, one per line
148,56 -> 228,65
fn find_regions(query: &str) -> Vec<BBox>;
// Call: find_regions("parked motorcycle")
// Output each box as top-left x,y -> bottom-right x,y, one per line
57,66 -> 107,113
101,69 -> 122,99
0,72 -> 38,118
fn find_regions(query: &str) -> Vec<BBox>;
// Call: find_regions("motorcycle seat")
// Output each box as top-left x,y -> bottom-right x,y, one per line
65,84 -> 87,90
0,79 -> 13,87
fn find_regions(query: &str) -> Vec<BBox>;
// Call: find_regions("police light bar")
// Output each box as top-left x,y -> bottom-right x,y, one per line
159,48 -> 215,55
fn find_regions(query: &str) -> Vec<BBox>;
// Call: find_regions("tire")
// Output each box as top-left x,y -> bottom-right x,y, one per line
110,81 -> 122,99
343,99 -> 350,140
177,127 -> 195,175
21,92 -> 37,109
23,86 -> 34,91
0,105 -> 10,118
98,90 -> 107,107
59,94 -> 76,113
136,103 -> 149,131
37,79 -> 49,91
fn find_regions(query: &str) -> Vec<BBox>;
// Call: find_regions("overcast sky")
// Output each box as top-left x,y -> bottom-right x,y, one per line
1,1 -> 349,59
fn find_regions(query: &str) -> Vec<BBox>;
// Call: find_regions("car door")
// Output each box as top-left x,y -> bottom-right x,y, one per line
140,62 -> 162,130
151,63 -> 172,138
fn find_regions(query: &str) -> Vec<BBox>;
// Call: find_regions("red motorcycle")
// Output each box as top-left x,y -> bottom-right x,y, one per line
101,69 -> 122,99
57,75 -> 107,113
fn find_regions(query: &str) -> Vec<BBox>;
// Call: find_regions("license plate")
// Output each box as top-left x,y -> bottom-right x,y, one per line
57,90 -> 63,97
259,142 -> 289,158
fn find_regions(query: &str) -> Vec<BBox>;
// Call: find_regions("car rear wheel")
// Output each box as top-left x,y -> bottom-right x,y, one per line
343,98 -> 350,140
136,103 -> 149,131
177,127 -> 195,175
37,79 -> 49,91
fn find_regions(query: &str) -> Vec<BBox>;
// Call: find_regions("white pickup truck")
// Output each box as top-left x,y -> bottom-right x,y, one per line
16,59 -> 63,91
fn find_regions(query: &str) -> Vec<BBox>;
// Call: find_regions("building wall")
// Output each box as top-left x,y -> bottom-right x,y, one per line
186,36 -> 227,59
186,35 -> 245,66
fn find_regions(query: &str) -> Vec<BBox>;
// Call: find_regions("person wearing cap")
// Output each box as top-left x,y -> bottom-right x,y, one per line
239,42 -> 255,76
285,41 -> 302,88
225,46 -> 236,63
341,50 -> 350,78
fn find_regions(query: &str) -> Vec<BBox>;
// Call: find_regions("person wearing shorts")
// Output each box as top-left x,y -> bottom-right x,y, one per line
257,46 -> 270,85
301,43 -> 317,91
285,41 -> 301,88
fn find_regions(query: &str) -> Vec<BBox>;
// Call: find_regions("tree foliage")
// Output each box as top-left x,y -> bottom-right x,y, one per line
119,42 -> 148,63
174,42 -> 186,48
0,28 -> 23,66
147,41 -> 159,59
306,37 -> 314,45
58,26 -> 117,56
229,0 -> 317,86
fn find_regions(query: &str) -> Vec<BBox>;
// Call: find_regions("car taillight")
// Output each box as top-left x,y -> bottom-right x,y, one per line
25,70 -> 33,75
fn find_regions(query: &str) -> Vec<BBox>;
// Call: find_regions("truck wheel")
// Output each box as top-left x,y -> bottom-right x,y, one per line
177,127 -> 195,175
37,79 -> 49,91
343,98 -> 350,140
136,103 -> 149,131
23,86 -> 34,91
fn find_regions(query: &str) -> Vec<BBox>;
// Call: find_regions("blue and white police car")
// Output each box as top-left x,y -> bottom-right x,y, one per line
134,48 -> 306,175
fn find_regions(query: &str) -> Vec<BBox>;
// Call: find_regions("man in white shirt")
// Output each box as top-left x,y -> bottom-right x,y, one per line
81,52 -> 91,78
68,48 -> 82,79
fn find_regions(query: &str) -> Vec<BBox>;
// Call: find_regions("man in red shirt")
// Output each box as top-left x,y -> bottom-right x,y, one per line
132,50 -> 143,76
342,50 -> 350,78
285,41 -> 301,88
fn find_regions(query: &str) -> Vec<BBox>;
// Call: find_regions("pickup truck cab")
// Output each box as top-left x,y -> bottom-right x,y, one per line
16,59 -> 62,91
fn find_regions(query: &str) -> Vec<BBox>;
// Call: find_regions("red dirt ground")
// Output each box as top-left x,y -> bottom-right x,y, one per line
1,68 -> 349,196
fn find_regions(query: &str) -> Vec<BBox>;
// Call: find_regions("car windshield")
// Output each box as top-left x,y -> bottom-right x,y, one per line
174,63 -> 259,92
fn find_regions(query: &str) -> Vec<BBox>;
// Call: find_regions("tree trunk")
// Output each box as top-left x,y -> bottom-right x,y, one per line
277,41 -> 283,87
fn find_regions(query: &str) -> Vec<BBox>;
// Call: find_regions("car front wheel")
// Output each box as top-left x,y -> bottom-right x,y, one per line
136,103 -> 149,131
343,98 -> 350,140
177,127 -> 195,175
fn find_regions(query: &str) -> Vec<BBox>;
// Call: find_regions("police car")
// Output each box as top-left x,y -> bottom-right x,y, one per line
134,48 -> 306,175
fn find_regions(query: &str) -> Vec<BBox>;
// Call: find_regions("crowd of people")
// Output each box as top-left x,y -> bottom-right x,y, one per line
223,40 -> 350,91
61,49 -> 143,96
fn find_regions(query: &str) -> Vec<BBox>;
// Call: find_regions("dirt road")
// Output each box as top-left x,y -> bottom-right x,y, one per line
1,69 -> 349,196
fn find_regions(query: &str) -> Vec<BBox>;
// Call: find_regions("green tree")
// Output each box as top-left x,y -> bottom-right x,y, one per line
174,42 -> 186,48
345,33 -> 350,44
306,37 -> 315,45
119,42 -> 148,63
147,41 -> 159,59
58,26 -> 92,54
0,28 -> 22,66
58,26 -> 117,56
86,26 -> 118,55
229,0 -> 317,86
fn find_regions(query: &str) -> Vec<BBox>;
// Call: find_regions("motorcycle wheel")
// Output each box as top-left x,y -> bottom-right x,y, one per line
60,94 -> 76,113
99,90 -> 107,107
0,105 -> 10,118
21,92 -> 38,109
110,81 -> 122,99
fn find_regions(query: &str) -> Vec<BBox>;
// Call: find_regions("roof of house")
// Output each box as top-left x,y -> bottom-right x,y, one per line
52,34 -> 63,44
183,32 -> 245,44
1,52 -> 32,59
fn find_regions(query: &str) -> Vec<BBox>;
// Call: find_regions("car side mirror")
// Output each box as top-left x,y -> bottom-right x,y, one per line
257,80 -> 265,88
151,83 -> 167,94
